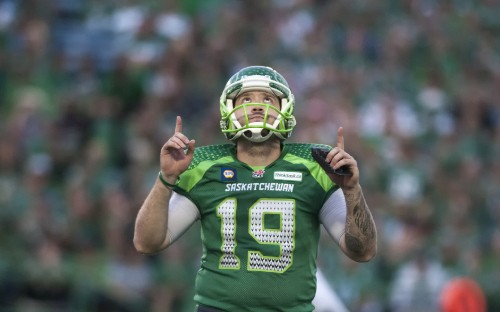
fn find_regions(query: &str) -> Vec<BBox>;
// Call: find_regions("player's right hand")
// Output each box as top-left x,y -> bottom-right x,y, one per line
159,116 -> 195,183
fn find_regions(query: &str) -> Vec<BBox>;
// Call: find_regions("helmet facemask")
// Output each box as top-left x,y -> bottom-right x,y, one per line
220,66 -> 296,143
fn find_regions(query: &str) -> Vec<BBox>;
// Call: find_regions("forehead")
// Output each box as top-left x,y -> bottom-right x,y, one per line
236,90 -> 278,100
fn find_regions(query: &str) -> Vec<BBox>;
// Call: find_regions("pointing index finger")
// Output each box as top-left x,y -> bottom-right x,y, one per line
337,127 -> 344,150
175,116 -> 182,133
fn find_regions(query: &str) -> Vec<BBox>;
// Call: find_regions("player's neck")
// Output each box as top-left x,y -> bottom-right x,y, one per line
236,137 -> 282,167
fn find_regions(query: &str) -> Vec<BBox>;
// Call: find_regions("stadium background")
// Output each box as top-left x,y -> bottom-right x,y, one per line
0,0 -> 498,311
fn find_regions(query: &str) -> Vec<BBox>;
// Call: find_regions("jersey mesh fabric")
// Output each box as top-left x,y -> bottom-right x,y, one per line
174,143 -> 338,312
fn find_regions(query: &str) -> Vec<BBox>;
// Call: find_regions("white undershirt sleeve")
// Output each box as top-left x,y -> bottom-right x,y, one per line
319,189 -> 347,244
166,192 -> 200,245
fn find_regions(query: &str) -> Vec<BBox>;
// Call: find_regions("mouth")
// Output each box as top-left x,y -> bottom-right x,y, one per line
247,114 -> 266,122
237,113 -> 276,125
249,116 -> 264,121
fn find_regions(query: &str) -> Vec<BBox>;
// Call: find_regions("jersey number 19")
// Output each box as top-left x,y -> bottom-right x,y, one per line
217,198 -> 295,273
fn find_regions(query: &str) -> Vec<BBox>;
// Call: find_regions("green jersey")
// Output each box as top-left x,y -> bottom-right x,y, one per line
174,143 -> 338,312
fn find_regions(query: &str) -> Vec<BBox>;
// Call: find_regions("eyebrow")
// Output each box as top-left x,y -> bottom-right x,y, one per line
238,91 -> 277,99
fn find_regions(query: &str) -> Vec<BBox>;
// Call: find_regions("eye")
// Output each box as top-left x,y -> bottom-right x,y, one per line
242,97 -> 252,103
263,96 -> 273,103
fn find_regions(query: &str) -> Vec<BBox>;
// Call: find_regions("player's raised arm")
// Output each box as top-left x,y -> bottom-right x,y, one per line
326,127 -> 377,262
133,116 -> 195,254
160,116 -> 196,181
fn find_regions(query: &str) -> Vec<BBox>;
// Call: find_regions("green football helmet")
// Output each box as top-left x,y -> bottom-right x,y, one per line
219,66 -> 296,142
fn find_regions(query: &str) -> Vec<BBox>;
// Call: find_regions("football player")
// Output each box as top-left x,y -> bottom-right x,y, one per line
134,66 -> 377,311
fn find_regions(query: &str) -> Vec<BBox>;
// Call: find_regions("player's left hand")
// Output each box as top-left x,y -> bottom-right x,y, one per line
325,127 -> 360,191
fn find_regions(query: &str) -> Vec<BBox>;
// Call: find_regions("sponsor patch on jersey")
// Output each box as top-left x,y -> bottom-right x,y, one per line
252,169 -> 265,179
274,171 -> 303,182
221,167 -> 237,182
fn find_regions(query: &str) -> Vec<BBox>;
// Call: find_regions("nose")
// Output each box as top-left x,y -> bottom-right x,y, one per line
251,105 -> 264,112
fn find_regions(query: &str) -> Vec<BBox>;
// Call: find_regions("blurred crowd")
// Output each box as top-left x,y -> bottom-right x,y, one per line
0,0 -> 499,311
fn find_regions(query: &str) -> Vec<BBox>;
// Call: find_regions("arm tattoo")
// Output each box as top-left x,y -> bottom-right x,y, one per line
343,188 -> 377,260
